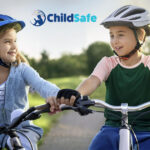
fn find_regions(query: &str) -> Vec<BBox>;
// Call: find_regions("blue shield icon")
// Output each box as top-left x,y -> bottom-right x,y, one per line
30,10 -> 46,26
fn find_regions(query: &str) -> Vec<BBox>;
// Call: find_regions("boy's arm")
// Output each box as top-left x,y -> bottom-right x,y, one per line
56,75 -> 101,106
76,75 -> 101,96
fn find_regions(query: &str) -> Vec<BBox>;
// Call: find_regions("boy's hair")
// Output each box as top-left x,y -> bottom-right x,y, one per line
0,23 -> 29,66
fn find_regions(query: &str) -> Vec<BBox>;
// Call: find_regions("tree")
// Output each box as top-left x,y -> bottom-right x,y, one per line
38,50 -> 50,79
23,42 -> 114,78
53,53 -> 88,77
85,41 -> 113,73
143,39 -> 150,55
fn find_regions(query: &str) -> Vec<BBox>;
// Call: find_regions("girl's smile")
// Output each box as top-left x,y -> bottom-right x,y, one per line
0,28 -> 18,63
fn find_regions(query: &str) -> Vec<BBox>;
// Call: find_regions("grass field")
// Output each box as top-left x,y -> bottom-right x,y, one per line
28,76 -> 106,145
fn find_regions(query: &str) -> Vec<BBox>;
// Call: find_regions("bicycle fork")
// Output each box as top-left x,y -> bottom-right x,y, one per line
9,131 -> 25,150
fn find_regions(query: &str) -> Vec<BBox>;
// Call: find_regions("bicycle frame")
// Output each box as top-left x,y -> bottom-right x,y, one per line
9,131 -> 25,150
93,99 -> 150,150
60,97 -> 150,150
0,103 -> 50,150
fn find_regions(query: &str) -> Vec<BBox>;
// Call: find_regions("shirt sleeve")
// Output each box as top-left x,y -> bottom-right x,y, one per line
21,63 -> 60,98
91,57 -> 111,82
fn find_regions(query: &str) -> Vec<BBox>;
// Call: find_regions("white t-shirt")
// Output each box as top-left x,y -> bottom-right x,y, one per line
0,82 -> 6,105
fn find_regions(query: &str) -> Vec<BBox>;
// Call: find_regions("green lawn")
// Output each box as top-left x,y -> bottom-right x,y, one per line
28,76 -> 106,145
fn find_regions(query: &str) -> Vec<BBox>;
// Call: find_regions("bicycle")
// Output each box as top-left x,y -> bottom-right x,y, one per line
60,96 -> 150,150
0,103 -> 50,150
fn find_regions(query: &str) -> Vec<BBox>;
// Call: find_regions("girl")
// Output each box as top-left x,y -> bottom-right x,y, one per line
0,14 -> 59,149
56,5 -> 150,150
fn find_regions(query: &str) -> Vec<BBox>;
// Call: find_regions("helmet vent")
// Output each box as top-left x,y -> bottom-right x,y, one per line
0,19 -> 4,21
122,9 -> 145,18
114,7 -> 128,17
129,16 -> 141,20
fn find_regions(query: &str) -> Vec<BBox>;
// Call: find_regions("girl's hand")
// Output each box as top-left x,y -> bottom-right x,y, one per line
46,96 -> 60,113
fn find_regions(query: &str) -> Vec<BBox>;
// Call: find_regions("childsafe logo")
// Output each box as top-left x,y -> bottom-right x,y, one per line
30,10 -> 97,27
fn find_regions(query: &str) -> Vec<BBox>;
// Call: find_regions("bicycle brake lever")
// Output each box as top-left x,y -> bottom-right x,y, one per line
24,105 -> 51,121
76,106 -> 93,116
74,96 -> 95,108
18,104 -> 50,121
24,111 -> 41,121
9,107 -> 36,129
60,104 -> 93,116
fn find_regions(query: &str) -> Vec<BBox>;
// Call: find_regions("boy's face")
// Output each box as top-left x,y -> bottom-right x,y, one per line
0,28 -> 18,63
109,26 -> 137,57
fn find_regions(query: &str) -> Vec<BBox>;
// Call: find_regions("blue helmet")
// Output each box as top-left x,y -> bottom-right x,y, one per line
0,14 -> 25,30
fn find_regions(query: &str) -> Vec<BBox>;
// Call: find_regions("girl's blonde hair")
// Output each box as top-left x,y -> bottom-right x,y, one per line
15,51 -> 29,66
0,22 -> 29,66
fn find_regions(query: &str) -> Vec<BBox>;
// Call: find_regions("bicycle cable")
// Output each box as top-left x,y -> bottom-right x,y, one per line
64,98 -> 142,150
108,110 -> 140,150
1,134 -> 8,149
93,109 -> 139,150
129,126 -> 139,150
16,130 -> 34,150
131,109 -> 150,126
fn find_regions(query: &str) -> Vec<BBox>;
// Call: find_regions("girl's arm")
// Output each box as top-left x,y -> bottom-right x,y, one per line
21,63 -> 60,98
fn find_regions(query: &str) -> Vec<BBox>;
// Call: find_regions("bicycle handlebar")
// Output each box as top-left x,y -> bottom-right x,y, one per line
93,99 -> 150,112
0,103 -> 51,134
60,96 -> 150,115
0,103 -> 51,150
2,97 -> 150,131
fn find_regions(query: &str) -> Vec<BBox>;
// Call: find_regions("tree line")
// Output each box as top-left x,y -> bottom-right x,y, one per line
24,40 -> 150,79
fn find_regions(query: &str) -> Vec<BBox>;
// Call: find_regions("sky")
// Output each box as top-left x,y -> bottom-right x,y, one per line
0,0 -> 150,59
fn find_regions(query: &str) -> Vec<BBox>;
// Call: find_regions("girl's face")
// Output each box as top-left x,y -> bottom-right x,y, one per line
0,28 -> 18,63
109,26 -> 137,57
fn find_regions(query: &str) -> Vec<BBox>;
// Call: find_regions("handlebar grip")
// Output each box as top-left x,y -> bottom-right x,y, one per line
35,103 -> 50,112
59,104 -> 73,111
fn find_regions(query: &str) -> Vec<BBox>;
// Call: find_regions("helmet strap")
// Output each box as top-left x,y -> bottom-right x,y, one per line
113,28 -> 144,60
0,59 -> 10,68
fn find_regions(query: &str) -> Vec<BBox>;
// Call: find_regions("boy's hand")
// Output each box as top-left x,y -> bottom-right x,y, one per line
56,89 -> 81,106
